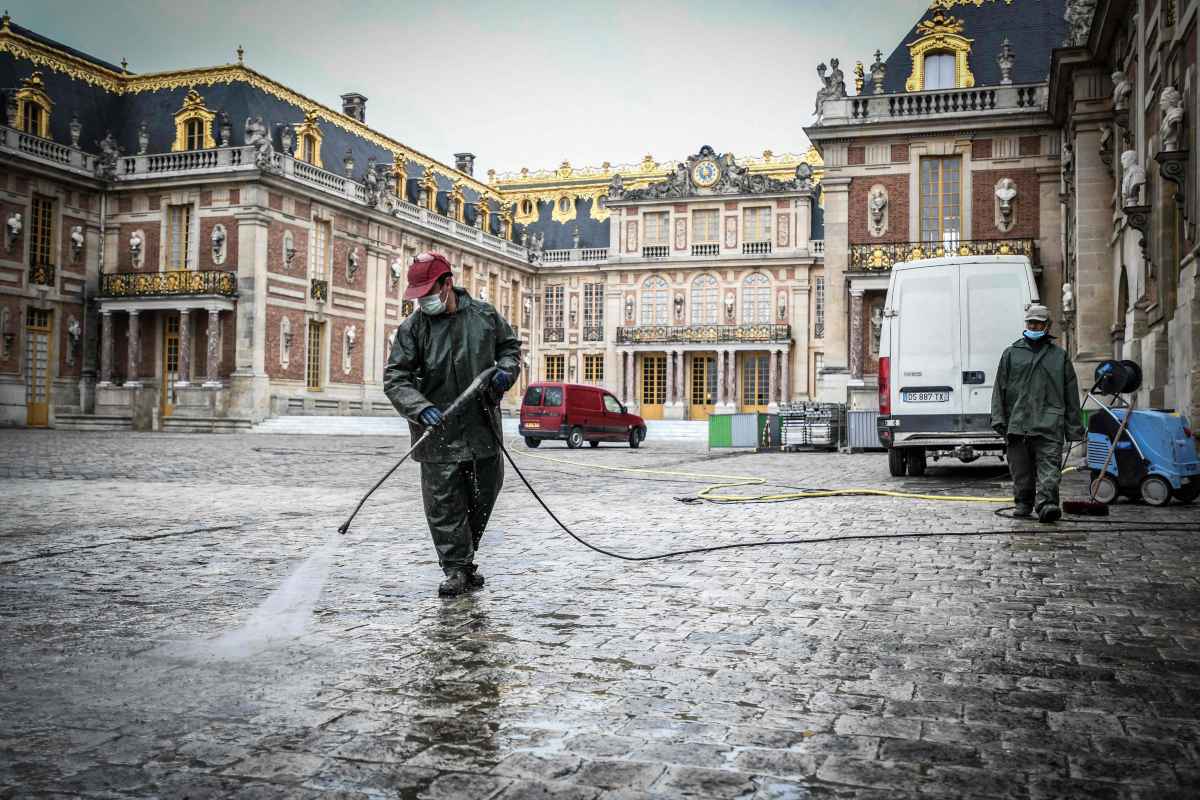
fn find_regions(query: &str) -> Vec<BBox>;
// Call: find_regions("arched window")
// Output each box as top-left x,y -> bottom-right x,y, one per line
640,276 -> 669,325
690,274 -> 719,324
185,118 -> 204,151
15,72 -> 52,138
922,52 -> 956,90
742,273 -> 771,323
20,101 -> 43,136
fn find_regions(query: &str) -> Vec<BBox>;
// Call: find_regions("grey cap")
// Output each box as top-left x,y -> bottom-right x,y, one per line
1024,303 -> 1051,322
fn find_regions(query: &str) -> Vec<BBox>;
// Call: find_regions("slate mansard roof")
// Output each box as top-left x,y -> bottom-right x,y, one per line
882,0 -> 1068,93
0,19 -> 500,230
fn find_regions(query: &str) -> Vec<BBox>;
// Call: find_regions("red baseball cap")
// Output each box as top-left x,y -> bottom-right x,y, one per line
404,252 -> 452,300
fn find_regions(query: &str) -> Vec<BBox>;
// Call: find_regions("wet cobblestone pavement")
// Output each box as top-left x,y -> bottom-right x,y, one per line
2,427 -> 1200,799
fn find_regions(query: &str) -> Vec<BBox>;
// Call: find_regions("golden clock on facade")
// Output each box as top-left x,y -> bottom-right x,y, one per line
691,159 -> 720,188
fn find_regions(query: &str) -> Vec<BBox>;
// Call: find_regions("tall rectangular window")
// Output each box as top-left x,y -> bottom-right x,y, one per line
306,320 -> 324,390
544,285 -> 563,328
919,156 -> 962,246
923,53 -> 956,90
743,206 -> 772,243
584,353 -> 604,383
313,219 -> 331,277
166,204 -> 192,269
20,102 -> 43,136
692,209 -> 719,243
29,195 -> 53,266
544,353 -> 564,381
185,119 -> 205,151
583,282 -> 604,339
644,212 -> 669,245
814,275 -> 825,339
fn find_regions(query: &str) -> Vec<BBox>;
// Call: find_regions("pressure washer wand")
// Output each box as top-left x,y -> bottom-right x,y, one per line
337,367 -> 497,535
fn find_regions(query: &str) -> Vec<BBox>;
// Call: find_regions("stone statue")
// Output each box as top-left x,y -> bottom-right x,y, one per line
211,224 -> 225,262
135,121 -> 149,155
279,123 -> 293,155
572,225 -> 581,249
869,188 -> 887,234
363,158 -> 380,207
794,162 -> 814,190
828,58 -> 847,99
724,291 -> 736,321
347,248 -> 360,279
870,49 -> 886,95
5,212 -> 21,251
70,225 -> 84,261
607,172 -> 625,200
814,62 -> 830,117
1061,141 -> 1074,186
997,38 -> 1015,85
345,325 -> 356,350
527,231 -> 545,265
995,178 -> 1018,230
1062,282 -> 1075,314
1064,0 -> 1097,47
1159,86 -> 1185,151
219,112 -> 232,147
244,116 -> 275,172
66,317 -> 81,365
283,231 -> 296,268
624,296 -> 634,321
870,305 -> 883,354
280,317 -> 292,366
1120,150 -> 1145,206
389,257 -> 403,287
95,132 -> 121,179
673,294 -> 684,322
129,230 -> 143,263
1112,70 -> 1132,112
68,114 -> 82,148
475,200 -> 487,230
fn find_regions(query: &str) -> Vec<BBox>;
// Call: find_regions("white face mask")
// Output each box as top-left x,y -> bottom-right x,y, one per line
418,293 -> 446,316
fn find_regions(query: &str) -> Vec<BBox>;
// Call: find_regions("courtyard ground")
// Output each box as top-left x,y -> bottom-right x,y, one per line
1,426 -> 1198,799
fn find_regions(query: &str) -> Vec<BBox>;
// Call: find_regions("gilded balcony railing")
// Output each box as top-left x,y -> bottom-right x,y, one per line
616,323 -> 791,345
100,269 -> 236,297
28,262 -> 56,286
848,238 -> 1035,271
310,278 -> 329,302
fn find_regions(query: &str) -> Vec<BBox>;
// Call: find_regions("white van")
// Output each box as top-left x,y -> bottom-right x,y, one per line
876,254 -> 1039,476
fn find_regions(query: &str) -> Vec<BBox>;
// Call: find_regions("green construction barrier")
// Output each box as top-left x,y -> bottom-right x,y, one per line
708,414 -> 732,448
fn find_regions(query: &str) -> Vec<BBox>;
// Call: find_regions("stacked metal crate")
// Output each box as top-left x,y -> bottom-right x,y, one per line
779,402 -> 846,451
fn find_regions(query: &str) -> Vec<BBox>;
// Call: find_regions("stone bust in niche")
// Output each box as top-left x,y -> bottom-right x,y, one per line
994,178 -> 1018,231
1120,150 -> 1145,207
1159,86 -> 1185,151
868,187 -> 888,237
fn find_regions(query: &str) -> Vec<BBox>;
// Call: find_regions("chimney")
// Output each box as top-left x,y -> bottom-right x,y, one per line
454,152 -> 475,176
340,93 -> 367,123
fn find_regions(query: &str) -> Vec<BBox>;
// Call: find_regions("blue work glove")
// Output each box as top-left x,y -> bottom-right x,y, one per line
491,369 -> 514,394
418,406 -> 443,427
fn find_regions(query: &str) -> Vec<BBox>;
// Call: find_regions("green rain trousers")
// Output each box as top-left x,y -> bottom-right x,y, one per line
1006,434 -> 1063,510
420,455 -> 504,574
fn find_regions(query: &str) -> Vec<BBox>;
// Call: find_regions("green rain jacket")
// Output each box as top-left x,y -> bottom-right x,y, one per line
384,288 -> 522,463
990,335 -> 1085,442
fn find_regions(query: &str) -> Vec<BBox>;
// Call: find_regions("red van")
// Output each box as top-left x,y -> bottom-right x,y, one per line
519,382 -> 647,448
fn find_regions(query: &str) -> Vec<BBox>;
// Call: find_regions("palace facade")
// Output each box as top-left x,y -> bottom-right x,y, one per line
5,1 -> 1195,432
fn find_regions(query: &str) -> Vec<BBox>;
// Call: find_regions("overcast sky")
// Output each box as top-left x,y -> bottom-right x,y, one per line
9,0 -> 922,177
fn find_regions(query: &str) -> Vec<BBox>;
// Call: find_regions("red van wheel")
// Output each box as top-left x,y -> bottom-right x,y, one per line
567,426 -> 584,448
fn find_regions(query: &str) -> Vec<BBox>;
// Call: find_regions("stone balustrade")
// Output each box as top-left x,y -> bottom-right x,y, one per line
818,83 -> 1045,127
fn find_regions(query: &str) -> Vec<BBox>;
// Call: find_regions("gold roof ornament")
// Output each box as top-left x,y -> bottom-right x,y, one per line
905,12 -> 975,91
916,12 -> 966,36
556,160 -> 572,178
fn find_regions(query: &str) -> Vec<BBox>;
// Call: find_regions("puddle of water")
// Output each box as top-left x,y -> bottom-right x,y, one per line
156,529 -> 340,661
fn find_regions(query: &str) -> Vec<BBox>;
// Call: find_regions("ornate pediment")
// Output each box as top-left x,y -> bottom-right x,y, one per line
607,145 -> 814,202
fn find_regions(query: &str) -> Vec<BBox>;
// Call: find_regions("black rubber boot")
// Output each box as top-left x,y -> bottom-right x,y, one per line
438,569 -> 471,597
1013,504 -> 1033,518
464,564 -> 484,589
1037,504 -> 1062,524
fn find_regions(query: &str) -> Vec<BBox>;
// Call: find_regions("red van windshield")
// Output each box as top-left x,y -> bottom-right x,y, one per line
523,386 -> 563,407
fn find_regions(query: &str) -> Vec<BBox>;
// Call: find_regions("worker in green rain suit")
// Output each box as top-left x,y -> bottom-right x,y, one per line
384,252 -> 522,596
991,303 -> 1085,523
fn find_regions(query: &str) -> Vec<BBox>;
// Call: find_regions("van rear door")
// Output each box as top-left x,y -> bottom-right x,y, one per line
892,264 -> 962,423
959,259 -> 1032,427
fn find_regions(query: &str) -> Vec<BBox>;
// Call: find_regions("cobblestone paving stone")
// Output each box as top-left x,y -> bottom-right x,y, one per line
1,427 -> 1199,799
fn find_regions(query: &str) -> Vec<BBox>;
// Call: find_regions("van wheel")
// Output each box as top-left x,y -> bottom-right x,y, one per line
567,426 -> 584,449
906,448 -> 927,477
524,436 -> 541,448
887,447 -> 907,477
629,427 -> 643,449
1140,475 -> 1172,506
589,440 -> 600,448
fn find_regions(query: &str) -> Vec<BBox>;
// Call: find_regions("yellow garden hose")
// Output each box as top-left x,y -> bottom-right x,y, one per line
508,438 -> 1012,505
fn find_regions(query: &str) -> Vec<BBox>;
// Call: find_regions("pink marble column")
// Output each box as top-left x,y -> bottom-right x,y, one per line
176,309 -> 191,387
204,306 -> 222,387
849,289 -> 864,380
126,310 -> 141,386
780,348 -> 790,403
715,349 -> 726,406
769,349 -> 778,404
99,310 -> 113,385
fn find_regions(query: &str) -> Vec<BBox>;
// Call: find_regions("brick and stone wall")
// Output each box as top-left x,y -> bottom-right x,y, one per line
58,301 -> 83,378
265,304 -> 306,381
971,168 -> 1040,240
849,175 -> 909,244
0,295 -> 20,374
119,223 -> 160,271
198,215 -> 237,271
330,315 -> 364,385
268,221 -> 308,277
59,215 -> 85,276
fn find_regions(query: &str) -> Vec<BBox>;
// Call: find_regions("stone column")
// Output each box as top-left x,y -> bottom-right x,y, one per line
715,348 -> 726,407
780,347 -> 791,404
728,350 -> 738,407
769,349 -> 778,404
627,351 -> 636,406
203,306 -> 222,387
176,309 -> 191,387
1071,111 -> 1115,367
99,310 -> 113,386
849,289 -> 864,381
125,310 -> 141,387
818,177 -> 850,400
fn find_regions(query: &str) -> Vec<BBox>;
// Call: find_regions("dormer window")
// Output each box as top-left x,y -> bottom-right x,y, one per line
15,72 -> 52,138
922,52 -> 956,90
301,134 -> 317,164
171,89 -> 216,151
185,118 -> 205,150
293,109 -> 324,167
